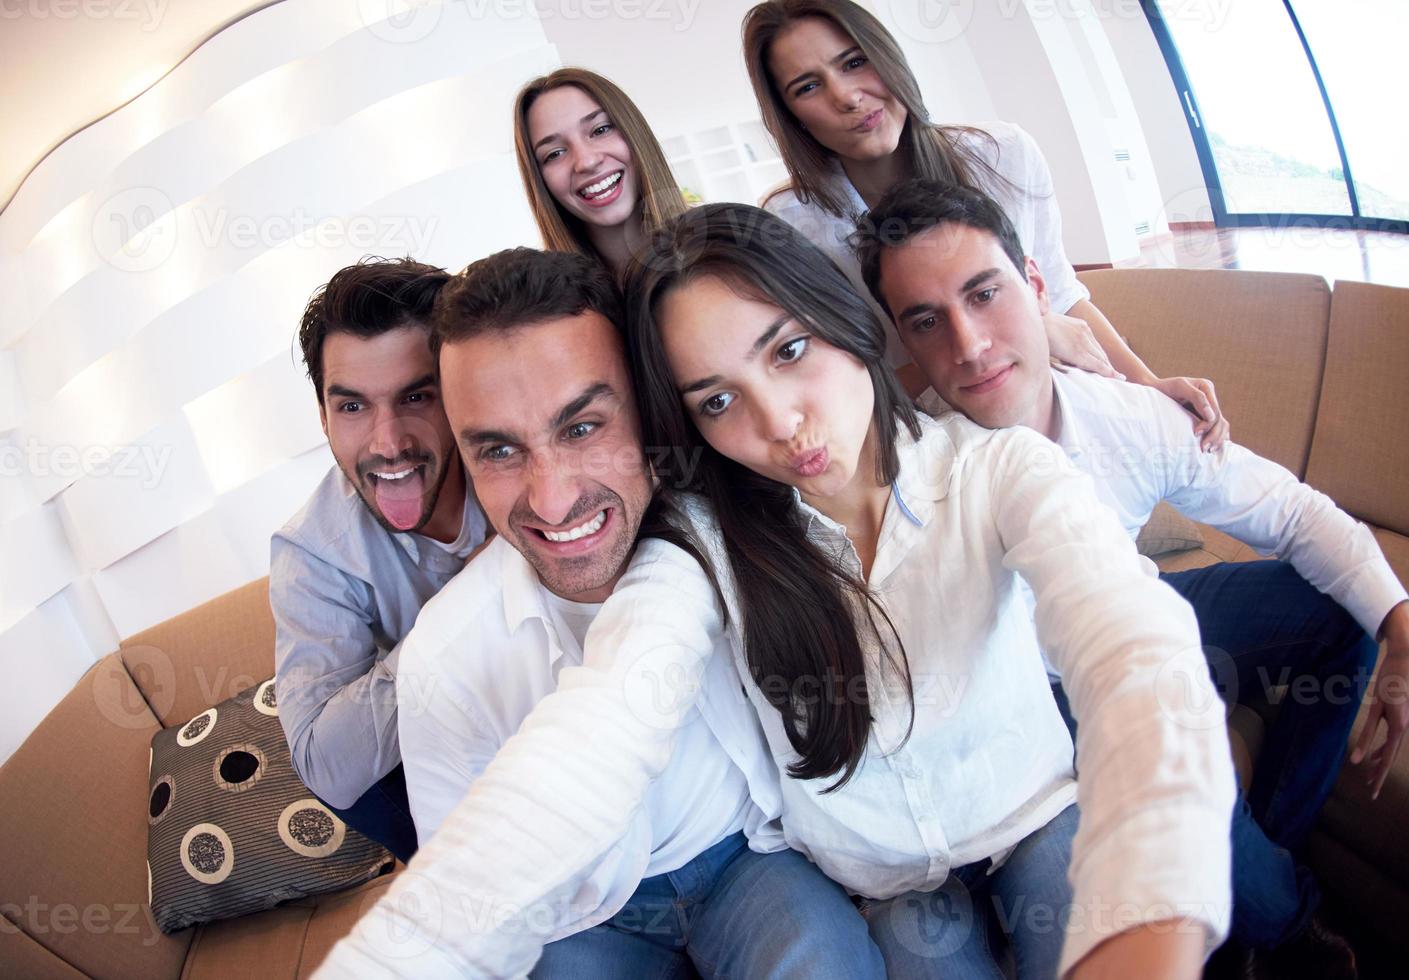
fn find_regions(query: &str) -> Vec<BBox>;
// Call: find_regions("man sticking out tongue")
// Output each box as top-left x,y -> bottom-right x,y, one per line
269,258 -> 488,863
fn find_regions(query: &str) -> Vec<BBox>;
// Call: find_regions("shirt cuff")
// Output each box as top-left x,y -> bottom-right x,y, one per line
1334,558 -> 1409,640
1059,801 -> 1233,976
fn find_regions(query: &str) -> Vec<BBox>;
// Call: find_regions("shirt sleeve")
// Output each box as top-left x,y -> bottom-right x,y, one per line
1005,124 -> 1090,315
1158,427 -> 1407,639
986,427 -> 1235,974
270,534 -> 400,809
313,536 -> 725,979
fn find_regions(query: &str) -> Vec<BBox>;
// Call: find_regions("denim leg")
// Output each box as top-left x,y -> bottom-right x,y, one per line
531,862 -> 695,979
685,843 -> 885,980
317,764 -> 418,863
1160,561 -> 1378,849
865,863 -> 1006,980
1227,794 -> 1320,948
986,803 -> 1079,980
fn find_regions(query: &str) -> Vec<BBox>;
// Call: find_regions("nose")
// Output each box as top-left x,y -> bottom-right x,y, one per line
526,454 -> 583,528
367,410 -> 415,463
752,386 -> 804,444
950,311 -> 993,365
571,139 -> 603,175
831,78 -> 864,112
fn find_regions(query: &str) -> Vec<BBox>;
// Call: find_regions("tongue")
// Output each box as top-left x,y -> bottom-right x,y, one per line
373,469 -> 425,531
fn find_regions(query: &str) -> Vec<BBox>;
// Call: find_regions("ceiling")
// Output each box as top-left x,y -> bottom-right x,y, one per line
0,0 -> 274,215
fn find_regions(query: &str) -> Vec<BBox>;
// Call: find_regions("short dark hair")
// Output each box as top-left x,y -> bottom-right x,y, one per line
297,257 -> 450,404
433,247 -> 623,352
855,179 -> 1028,318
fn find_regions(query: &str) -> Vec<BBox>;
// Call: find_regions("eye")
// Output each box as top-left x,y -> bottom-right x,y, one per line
843,55 -> 868,71
403,391 -> 433,406
338,401 -> 363,414
793,80 -> 818,97
776,336 -> 809,363
699,392 -> 735,418
481,445 -> 517,463
972,287 -> 998,305
590,122 -> 614,137
540,147 -> 563,165
912,315 -> 937,334
565,421 -> 598,440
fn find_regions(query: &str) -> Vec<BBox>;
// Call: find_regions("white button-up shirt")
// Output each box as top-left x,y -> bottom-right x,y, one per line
1049,367 -> 1407,637
394,534 -> 784,945
678,413 -> 1235,976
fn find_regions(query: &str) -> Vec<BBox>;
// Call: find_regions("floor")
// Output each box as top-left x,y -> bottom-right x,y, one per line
1121,225 -> 1409,290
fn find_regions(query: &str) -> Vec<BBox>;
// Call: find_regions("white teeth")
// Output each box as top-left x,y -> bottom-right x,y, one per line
372,468 -> 417,481
580,172 -> 622,197
543,510 -> 607,543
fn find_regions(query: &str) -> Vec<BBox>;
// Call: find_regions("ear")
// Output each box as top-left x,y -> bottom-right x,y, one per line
1025,257 -> 1051,316
318,401 -> 329,438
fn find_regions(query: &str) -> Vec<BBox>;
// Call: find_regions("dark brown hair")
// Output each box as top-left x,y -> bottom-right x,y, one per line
513,68 -> 687,270
297,256 -> 449,404
856,178 -> 1029,317
743,0 -> 1005,218
625,203 -> 920,791
432,247 -> 622,352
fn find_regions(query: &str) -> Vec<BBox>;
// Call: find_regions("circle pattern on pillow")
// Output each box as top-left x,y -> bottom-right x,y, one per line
177,708 -> 217,747
254,679 -> 278,717
145,677 -> 391,934
180,823 -> 234,884
278,799 -> 347,858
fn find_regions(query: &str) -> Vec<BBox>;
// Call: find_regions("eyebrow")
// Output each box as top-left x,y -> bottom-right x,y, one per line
459,382 -> 615,446
782,46 -> 862,93
326,374 -> 436,402
895,270 -> 1003,321
532,109 -> 607,151
678,314 -> 791,395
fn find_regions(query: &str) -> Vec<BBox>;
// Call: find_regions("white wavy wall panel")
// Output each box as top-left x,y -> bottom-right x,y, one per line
0,0 -> 560,763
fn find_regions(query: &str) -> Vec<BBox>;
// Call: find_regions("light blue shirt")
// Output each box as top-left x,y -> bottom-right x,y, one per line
270,464 -> 486,808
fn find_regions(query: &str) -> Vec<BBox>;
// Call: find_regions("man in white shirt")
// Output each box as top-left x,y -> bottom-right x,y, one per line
856,179 -> 1409,980
391,247 -> 883,978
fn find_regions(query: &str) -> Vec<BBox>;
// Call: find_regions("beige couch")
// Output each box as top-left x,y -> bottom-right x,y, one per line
2,268 -> 1406,977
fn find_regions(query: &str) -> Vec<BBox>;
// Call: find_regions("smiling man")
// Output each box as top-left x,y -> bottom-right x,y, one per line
270,258 -> 488,862
856,179 -> 1409,980
392,247 -> 882,978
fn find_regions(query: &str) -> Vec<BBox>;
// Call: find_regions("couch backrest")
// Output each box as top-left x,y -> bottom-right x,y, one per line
1079,268 -> 1331,477
1305,280 -> 1409,537
118,577 -> 274,729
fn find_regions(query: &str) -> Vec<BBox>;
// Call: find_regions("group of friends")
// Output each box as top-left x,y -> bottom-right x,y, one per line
264,2 -> 1409,977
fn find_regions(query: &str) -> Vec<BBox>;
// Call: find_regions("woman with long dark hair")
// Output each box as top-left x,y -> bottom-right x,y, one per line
513,68 -> 686,280
624,202 -> 1236,978
741,0 -> 1229,450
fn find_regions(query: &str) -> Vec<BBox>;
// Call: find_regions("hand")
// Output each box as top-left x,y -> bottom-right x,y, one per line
1069,921 -> 1207,979
1044,310 -> 1122,380
1351,604 -> 1409,799
1150,376 -> 1229,453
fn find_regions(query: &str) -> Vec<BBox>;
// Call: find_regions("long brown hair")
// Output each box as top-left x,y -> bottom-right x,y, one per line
625,203 -> 920,791
743,0 -> 1003,218
513,68 -> 688,268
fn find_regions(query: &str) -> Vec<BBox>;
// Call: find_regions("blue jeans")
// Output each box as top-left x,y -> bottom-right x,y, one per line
1052,559 -> 1377,947
531,831 -> 884,979
318,763 -> 418,864
864,803 -> 1079,979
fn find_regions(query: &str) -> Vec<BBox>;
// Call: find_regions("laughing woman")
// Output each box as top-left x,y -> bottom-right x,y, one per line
624,203 -> 1236,979
742,0 -> 1228,449
513,68 -> 687,280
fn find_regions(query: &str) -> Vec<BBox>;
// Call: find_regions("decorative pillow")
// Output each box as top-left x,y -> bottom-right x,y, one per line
1136,501 -> 1205,557
146,678 -> 391,933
